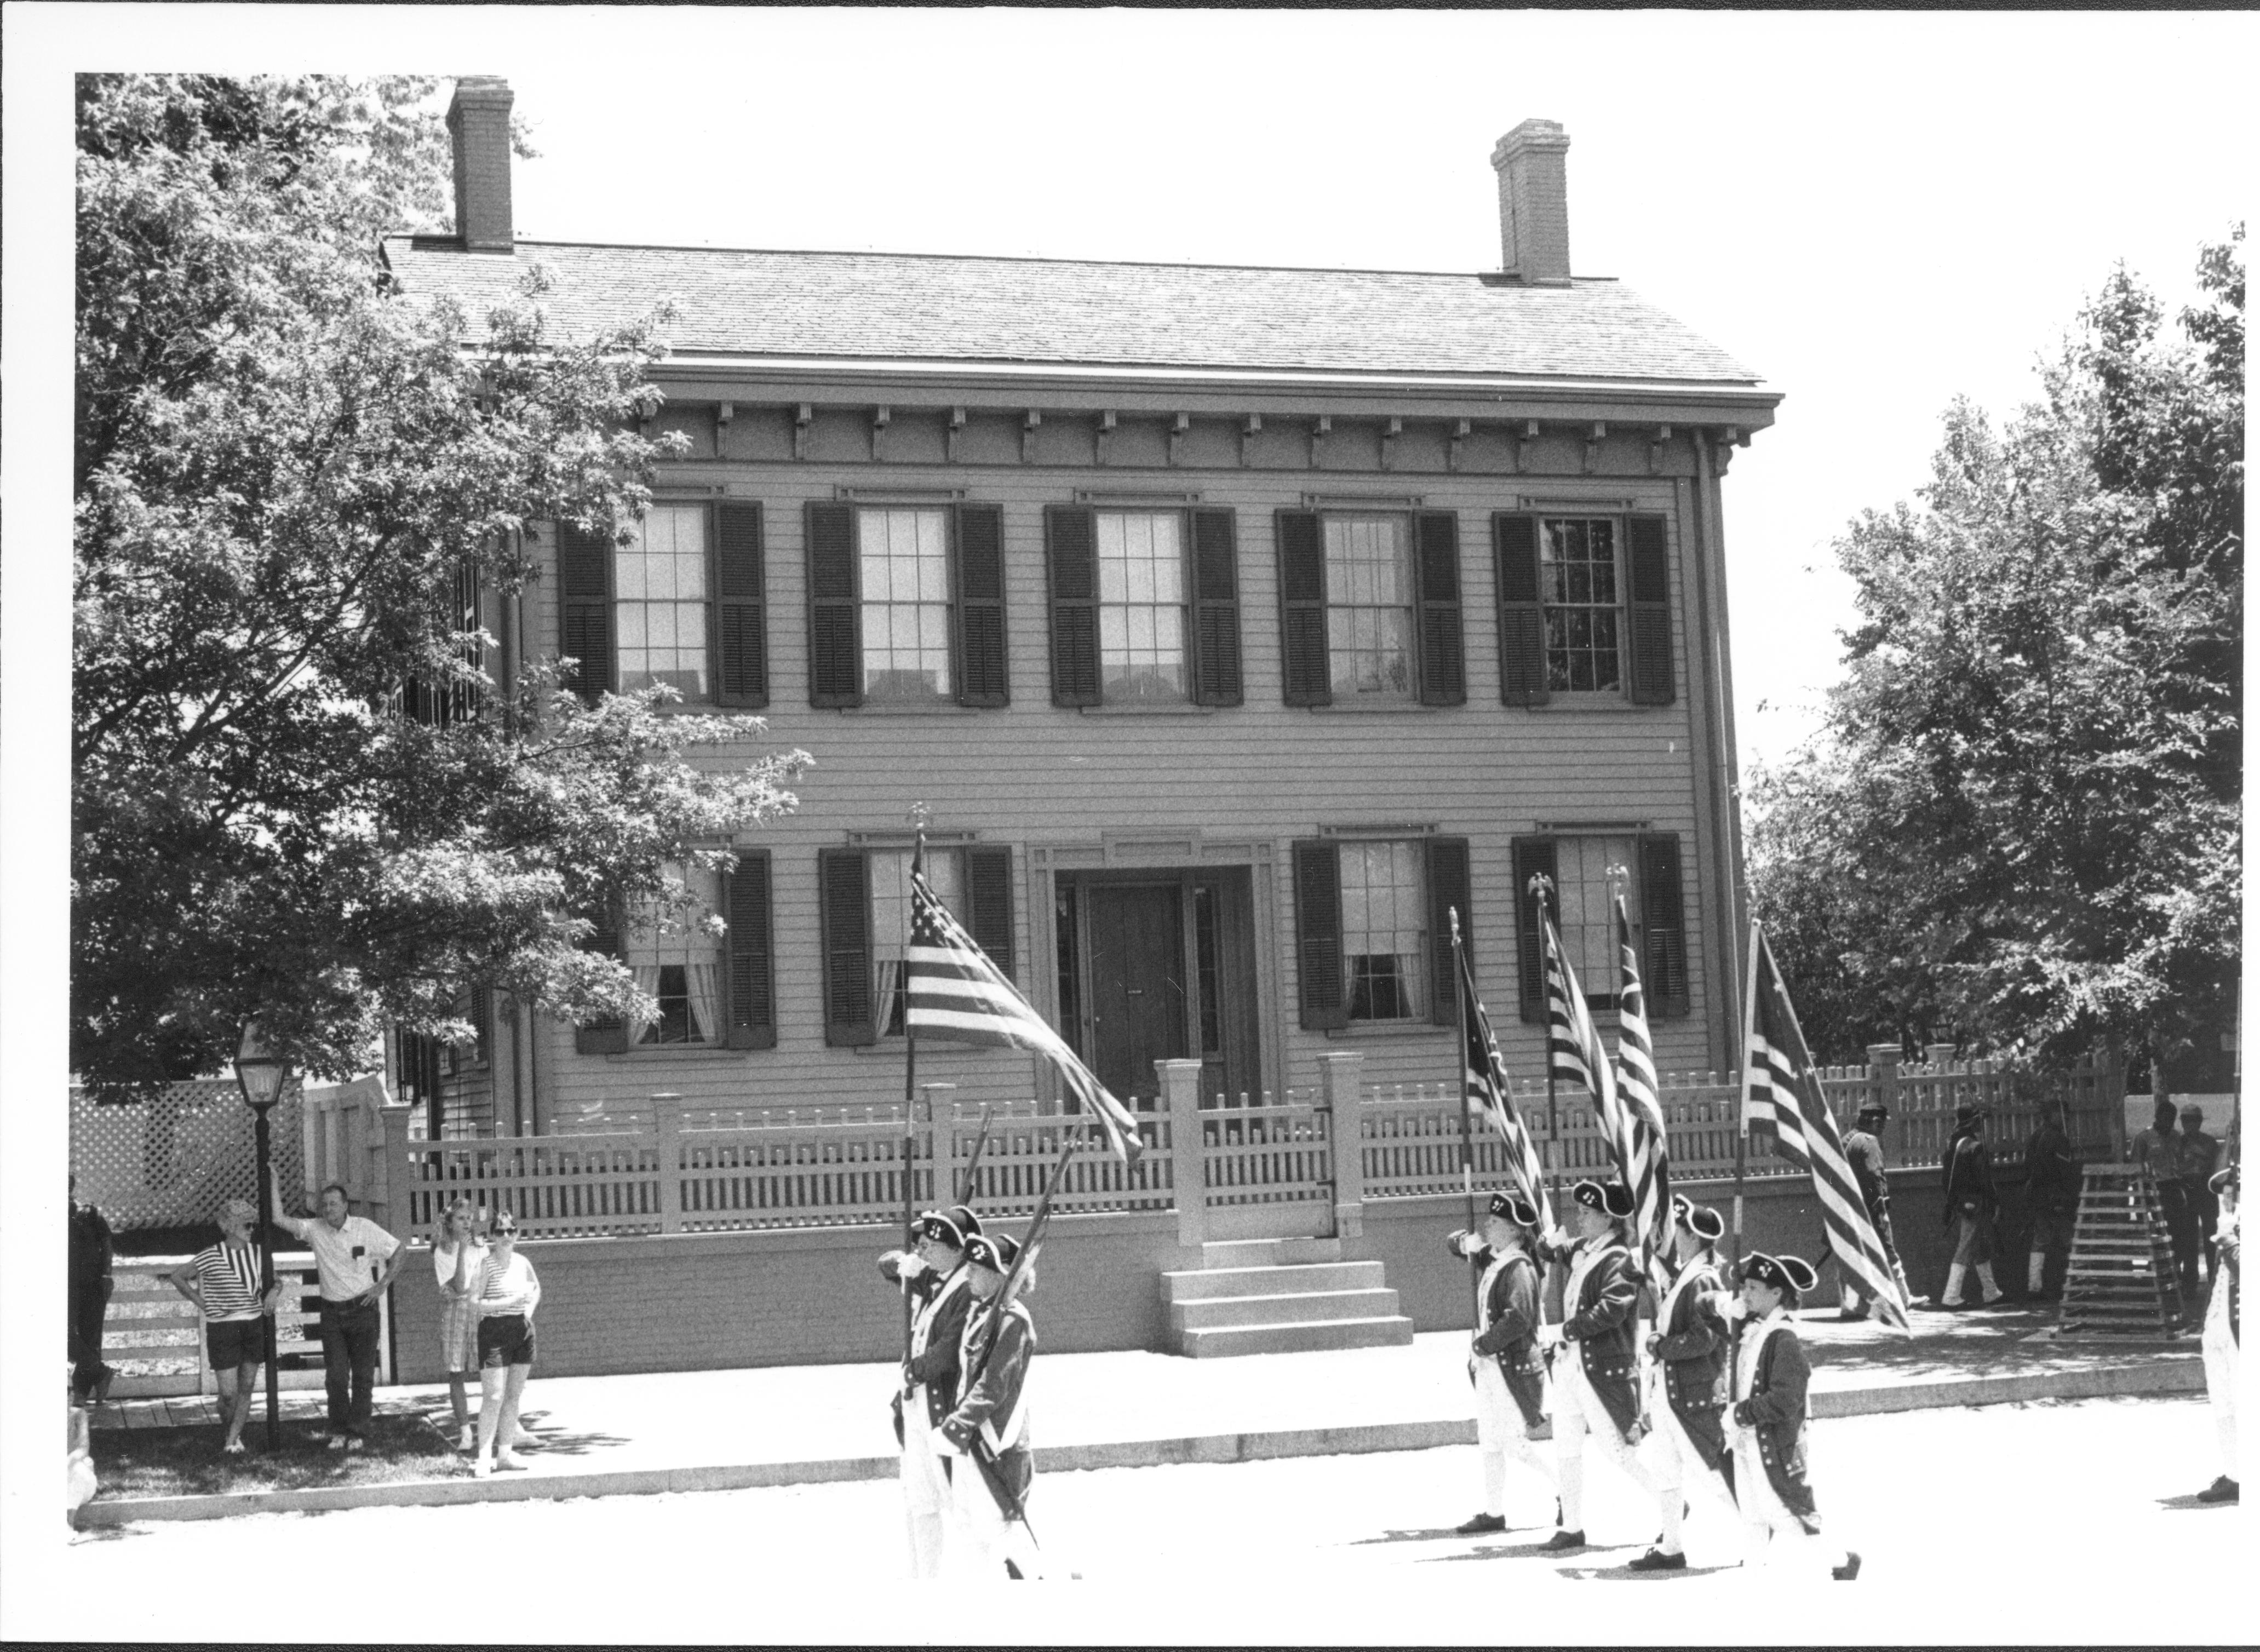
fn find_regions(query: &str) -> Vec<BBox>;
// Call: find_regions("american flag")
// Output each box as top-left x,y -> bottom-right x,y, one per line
905,846 -> 1143,1165
1610,896 -> 1674,1276
1743,924 -> 1910,1331
1457,942 -> 1555,1235
1542,905 -> 1666,1270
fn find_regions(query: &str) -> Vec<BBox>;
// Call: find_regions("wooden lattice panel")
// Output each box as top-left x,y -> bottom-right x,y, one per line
2056,1165 -> 2186,1339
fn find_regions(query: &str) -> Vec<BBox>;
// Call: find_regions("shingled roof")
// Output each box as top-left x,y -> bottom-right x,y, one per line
381,237 -> 1762,388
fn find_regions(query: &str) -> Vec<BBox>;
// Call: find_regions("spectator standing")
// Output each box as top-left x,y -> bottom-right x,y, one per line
2196,1165 -> 2239,1504
1720,1252 -> 1861,1579
267,1166 -> 409,1450
1937,1104 -> 2006,1309
2132,1098 -> 2188,1290
2179,1106 -> 2224,1294
67,1174 -> 117,1404
2021,1098 -> 2084,1301
471,1212 -> 542,1477
166,1197 -> 286,1454
1446,1191 -> 1557,1536
1838,1103 -> 1910,1318
431,1197 -> 488,1452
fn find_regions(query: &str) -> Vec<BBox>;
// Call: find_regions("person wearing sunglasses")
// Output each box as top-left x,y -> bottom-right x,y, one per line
470,1212 -> 542,1477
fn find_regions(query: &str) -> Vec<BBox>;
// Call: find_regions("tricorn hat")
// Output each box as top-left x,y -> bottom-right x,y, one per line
1673,1198 -> 1725,1244
1486,1190 -> 1540,1229
1741,1251 -> 1818,1304
1572,1179 -> 1636,1220
963,1231 -> 1021,1274
915,1209 -> 972,1249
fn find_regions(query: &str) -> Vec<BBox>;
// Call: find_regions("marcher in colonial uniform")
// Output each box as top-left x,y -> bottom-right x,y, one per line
1840,1102 -> 1911,1317
2196,1165 -> 2239,1504
1446,1191 -> 1558,1534
1721,1252 -> 1860,1579
1541,1178 -> 1664,1552
937,1231 -> 1040,1579
877,1203 -> 982,1577
1629,1195 -> 1735,1571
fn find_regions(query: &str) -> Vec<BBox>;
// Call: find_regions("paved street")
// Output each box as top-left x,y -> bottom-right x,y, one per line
25,1395 -> 2250,1644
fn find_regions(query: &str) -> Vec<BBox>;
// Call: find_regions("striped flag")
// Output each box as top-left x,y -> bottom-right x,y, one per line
1457,943 -> 1555,1235
1743,925 -> 1911,1331
905,846 -> 1143,1165
1610,896 -> 1674,1273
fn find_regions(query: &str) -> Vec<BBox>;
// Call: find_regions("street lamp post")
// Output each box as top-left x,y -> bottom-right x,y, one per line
235,1019 -> 293,1452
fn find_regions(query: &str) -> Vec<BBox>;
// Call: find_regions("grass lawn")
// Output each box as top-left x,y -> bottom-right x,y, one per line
91,1412 -> 468,1500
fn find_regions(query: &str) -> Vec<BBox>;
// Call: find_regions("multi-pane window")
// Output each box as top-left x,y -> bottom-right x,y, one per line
871,848 -> 964,1035
617,504 -> 710,699
1097,511 -> 1189,702
859,507 -> 952,702
1552,834 -> 1637,1011
1340,841 -> 1428,1022
626,865 -> 724,1046
1541,518 -> 1622,693
1323,515 -> 1414,699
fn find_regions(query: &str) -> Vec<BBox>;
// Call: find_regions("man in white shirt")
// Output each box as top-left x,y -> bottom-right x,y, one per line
267,1167 -> 411,1450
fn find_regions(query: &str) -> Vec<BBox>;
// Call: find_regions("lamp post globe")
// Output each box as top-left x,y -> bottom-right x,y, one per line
236,1019 -> 292,1449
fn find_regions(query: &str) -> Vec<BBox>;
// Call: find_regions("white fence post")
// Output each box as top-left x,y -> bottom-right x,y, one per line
1320,1051 -> 1365,1238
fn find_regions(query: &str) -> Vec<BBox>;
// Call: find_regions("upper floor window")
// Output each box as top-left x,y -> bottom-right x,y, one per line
1098,511 -> 1190,702
1289,834 -> 1471,1032
618,504 -> 712,699
555,502 -> 767,709
807,502 -> 1008,709
1277,508 -> 1464,708
859,507 -> 953,702
1495,513 -> 1673,708
1045,504 -> 1241,708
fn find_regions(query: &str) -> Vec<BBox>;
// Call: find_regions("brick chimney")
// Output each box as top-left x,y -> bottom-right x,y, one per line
446,77 -> 514,253
1490,119 -> 1571,286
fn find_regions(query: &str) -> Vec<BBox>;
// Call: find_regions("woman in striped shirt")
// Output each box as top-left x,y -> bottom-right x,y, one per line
167,1198 -> 286,1455
471,1212 -> 542,1477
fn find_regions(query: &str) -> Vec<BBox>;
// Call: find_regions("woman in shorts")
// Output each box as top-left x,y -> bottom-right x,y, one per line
471,1211 -> 541,1477
432,1196 -> 487,1450
167,1197 -> 285,1455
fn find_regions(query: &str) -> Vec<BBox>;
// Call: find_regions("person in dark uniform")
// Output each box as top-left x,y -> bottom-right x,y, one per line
2197,1165 -> 2238,1504
1631,1196 -> 1735,1570
2132,1098 -> 2189,1288
1938,1103 -> 2005,1307
938,1230 -> 1039,1579
2021,1097 -> 2084,1301
1839,1103 -> 1909,1318
1446,1190 -> 1557,1534
2179,1106 -> 2224,1294
1541,1178 -> 1663,1553
68,1174 -> 117,1404
1722,1252 -> 1861,1579
877,1203 -> 982,1577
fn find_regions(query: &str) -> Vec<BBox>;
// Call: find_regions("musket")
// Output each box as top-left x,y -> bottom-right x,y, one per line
955,1103 -> 997,1208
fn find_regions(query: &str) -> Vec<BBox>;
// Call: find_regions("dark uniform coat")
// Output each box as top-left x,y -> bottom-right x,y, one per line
946,1296 -> 1036,1511
904,1264 -> 976,1429
1466,1243 -> 1547,1429
1561,1237 -> 1642,1439
1651,1254 -> 1731,1475
1942,1129 -> 1997,1221
1731,1314 -> 1820,1531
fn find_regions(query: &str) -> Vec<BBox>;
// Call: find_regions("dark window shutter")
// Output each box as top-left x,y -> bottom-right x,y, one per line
1639,833 -> 1690,1017
954,503 -> 1009,707
1276,509 -> 1332,707
722,851 -> 777,1049
1292,838 -> 1347,1032
557,521 -> 615,703
1510,836 -> 1559,1024
1494,513 -> 1549,708
1426,836 -> 1473,1026
1190,508 -> 1243,707
806,502 -> 862,708
1626,515 -> 1674,705
965,845 -> 1015,980
818,848 -> 876,1046
1045,505 -> 1101,707
574,910 -> 629,1054
714,502 -> 768,709
1413,512 -> 1466,707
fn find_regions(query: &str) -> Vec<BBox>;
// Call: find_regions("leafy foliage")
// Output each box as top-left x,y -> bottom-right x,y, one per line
74,76 -> 808,1087
1748,232 -> 2242,1070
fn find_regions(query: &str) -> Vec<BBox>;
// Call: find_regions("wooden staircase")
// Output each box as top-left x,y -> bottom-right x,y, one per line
1161,1238 -> 1416,1357
2057,1165 -> 2186,1340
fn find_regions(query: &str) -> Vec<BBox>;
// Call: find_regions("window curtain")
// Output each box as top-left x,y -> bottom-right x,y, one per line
628,964 -> 662,1046
685,962 -> 723,1047
874,957 -> 905,1032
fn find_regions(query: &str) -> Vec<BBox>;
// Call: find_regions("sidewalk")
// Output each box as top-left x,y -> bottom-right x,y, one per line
77,1304 -> 2202,1527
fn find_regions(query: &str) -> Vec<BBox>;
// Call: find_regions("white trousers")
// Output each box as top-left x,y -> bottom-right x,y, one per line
1729,1427 -> 1844,1575
899,1396 -> 951,1578
1638,1371 -> 1734,1553
2203,1299 -> 2238,1479
1473,1358 -> 1556,1517
942,1444 -> 1044,1580
1555,1347 -> 1657,1531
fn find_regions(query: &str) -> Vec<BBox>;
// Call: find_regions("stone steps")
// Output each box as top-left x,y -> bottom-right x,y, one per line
1161,1238 -> 1415,1357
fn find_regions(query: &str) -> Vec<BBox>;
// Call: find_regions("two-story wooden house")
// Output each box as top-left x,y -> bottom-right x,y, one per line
389,76 -> 1777,1148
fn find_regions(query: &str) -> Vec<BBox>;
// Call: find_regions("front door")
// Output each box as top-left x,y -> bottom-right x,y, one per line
1086,884 -> 1185,1107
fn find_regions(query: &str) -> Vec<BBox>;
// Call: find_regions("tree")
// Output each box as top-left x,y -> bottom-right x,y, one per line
74,75 -> 808,1088
1747,232 -> 2242,1072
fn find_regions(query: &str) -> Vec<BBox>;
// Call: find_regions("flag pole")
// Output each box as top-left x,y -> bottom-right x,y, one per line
1531,874 -> 1563,1220
956,1103 -> 996,1207
1451,909 -> 1482,1333
900,828 -> 927,1367
1733,917 -> 1761,1270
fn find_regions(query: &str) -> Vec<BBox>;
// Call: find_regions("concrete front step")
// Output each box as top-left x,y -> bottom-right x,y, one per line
1198,1237 -> 1343,1270
1178,1316 -> 1417,1358
1161,1261 -> 1387,1301
1171,1287 -> 1404,1334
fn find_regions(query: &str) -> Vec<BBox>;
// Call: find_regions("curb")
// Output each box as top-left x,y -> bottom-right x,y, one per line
74,1354 -> 2202,1529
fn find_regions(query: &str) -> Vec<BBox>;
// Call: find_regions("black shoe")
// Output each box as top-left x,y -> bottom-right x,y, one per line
1832,1550 -> 1863,1581
2197,1477 -> 2240,1504
1541,1529 -> 1587,1552
1628,1547 -> 1687,1571
1454,1512 -> 1508,1535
